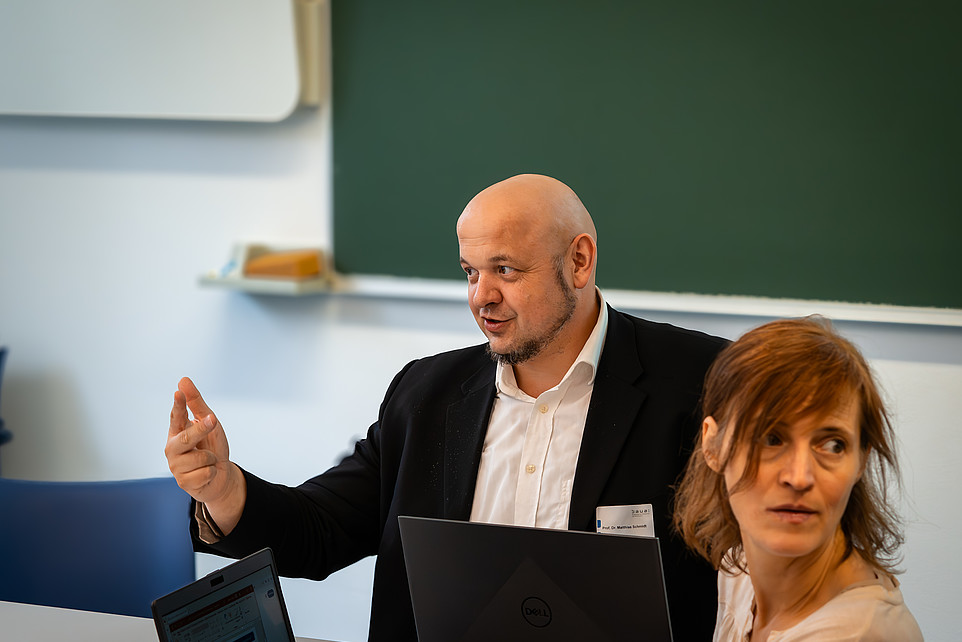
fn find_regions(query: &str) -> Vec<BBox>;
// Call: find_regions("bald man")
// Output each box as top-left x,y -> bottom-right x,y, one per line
167,174 -> 727,641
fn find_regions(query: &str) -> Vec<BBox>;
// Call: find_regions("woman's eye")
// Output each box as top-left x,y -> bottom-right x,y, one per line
762,432 -> 782,447
820,438 -> 846,455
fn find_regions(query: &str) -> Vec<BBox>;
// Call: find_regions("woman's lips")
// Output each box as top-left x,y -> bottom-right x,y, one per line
768,505 -> 817,524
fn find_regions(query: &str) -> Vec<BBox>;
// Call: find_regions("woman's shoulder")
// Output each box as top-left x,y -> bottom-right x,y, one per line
780,580 -> 924,641
714,561 -> 925,642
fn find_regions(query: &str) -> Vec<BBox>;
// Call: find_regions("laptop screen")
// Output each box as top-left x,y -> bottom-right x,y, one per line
399,516 -> 673,642
152,548 -> 295,642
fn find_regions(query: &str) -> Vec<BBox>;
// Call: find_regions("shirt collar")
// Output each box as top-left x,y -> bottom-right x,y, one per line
496,288 -> 609,399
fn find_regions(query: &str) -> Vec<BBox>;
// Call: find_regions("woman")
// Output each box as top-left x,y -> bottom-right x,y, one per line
674,317 -> 923,641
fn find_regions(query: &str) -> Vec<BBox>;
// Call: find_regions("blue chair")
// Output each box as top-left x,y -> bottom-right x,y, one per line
0,476 -> 195,617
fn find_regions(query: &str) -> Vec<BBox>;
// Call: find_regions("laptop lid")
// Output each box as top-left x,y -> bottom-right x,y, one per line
399,516 -> 673,642
151,548 -> 296,642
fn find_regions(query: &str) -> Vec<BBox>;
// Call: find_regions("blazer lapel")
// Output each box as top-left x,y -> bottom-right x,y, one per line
443,363 -> 496,520
568,308 -> 646,530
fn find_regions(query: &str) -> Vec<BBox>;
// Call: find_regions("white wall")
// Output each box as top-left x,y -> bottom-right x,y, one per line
1,26 -> 960,642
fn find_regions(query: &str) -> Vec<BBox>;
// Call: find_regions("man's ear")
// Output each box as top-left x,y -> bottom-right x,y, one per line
702,416 -> 724,473
569,233 -> 597,290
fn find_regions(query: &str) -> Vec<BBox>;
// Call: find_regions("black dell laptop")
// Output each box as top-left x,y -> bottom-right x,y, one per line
151,548 -> 296,642
398,516 -> 673,642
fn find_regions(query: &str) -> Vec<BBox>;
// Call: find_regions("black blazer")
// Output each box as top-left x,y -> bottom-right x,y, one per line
194,307 -> 728,641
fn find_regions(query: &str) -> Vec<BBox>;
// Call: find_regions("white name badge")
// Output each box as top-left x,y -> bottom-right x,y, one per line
595,504 -> 655,538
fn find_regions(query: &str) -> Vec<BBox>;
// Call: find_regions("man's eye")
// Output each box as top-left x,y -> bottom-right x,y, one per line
463,267 -> 477,278
497,266 -> 515,275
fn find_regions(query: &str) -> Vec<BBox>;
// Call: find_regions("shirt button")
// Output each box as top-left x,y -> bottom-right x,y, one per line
525,464 -> 536,474
539,404 -> 548,414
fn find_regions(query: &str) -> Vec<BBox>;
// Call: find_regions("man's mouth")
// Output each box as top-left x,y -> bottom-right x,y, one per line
480,315 -> 511,332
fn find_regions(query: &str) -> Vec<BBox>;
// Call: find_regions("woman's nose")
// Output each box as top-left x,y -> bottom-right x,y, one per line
779,446 -> 816,491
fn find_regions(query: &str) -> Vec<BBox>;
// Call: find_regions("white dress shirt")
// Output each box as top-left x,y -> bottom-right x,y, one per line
469,291 -> 608,530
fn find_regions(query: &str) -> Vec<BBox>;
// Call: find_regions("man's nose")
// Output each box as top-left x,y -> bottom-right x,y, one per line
472,272 -> 502,309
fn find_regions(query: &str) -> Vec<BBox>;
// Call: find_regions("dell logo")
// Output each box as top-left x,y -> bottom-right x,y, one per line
521,596 -> 552,628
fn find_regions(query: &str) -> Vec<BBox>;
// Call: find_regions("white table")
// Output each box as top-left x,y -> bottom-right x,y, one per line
0,600 -> 328,641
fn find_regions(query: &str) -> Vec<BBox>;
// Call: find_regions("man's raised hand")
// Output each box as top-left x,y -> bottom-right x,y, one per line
165,376 -> 245,535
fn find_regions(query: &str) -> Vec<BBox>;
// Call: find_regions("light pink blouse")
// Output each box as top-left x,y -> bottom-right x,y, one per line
713,566 -> 924,641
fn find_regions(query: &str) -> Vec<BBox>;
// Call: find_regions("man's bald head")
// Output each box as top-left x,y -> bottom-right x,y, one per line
457,174 -> 597,259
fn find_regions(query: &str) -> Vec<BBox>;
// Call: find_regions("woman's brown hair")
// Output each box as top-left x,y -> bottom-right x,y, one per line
672,316 -> 904,574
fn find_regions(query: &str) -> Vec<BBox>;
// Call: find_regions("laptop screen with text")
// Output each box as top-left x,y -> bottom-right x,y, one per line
152,548 -> 295,642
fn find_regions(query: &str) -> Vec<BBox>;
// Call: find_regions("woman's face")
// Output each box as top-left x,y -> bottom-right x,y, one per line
712,394 -> 864,564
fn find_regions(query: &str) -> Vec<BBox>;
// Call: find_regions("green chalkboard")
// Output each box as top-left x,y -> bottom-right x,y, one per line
332,2 -> 961,309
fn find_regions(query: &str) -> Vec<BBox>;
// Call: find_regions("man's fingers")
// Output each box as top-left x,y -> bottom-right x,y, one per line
168,447 -> 219,477
173,464 -> 221,497
166,413 -> 217,456
178,376 -> 215,421
169,377 -> 223,451
168,389 -> 189,439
